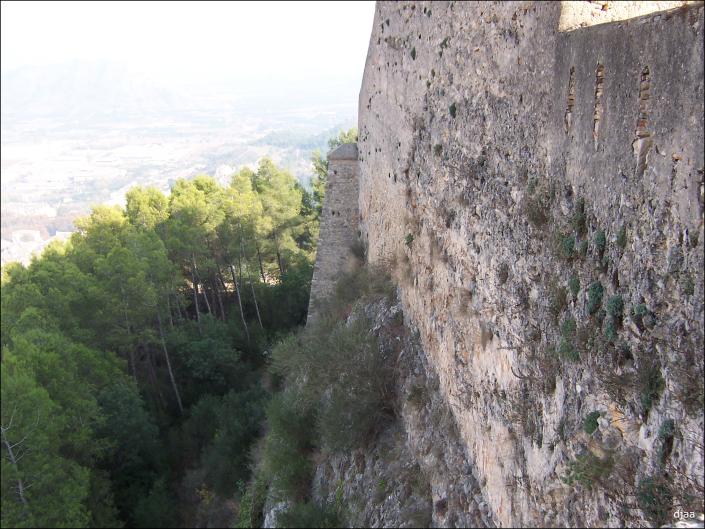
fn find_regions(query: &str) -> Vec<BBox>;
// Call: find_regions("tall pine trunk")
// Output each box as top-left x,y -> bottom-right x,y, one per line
171,282 -> 185,323
202,284 -> 213,316
120,289 -> 137,383
158,312 -> 183,414
145,347 -> 166,412
166,294 -> 175,328
229,263 -> 250,343
254,239 -> 266,283
248,276 -> 264,329
174,289 -> 186,322
190,264 -> 202,329
274,234 -> 285,276
216,268 -> 231,320
192,254 -> 212,315
212,276 -> 225,321
0,426 -> 29,510
239,222 -> 264,329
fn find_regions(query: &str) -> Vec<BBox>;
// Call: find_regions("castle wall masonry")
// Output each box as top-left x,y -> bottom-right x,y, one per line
356,2 -> 704,526
307,143 -> 360,325
308,1 -> 704,526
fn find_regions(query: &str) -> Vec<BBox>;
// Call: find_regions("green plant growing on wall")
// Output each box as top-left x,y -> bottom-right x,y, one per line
606,295 -> 623,320
604,318 -> 617,341
631,303 -> 656,330
449,102 -> 457,118
596,309 -> 607,326
587,282 -> 604,314
562,452 -> 614,489
600,254 -> 610,273
594,230 -> 606,256
497,263 -> 510,285
374,478 -> 388,504
583,411 -> 601,434
523,183 -> 552,229
349,239 -> 366,262
657,419 -> 675,465
407,384 -> 428,408
334,479 -> 345,511
405,233 -> 414,249
526,179 -> 537,196
637,475 -> 673,526
556,415 -> 567,442
277,501 -> 344,528
558,317 -> 579,361
681,274 -> 695,296
571,197 -> 587,236
604,294 -> 624,341
236,475 -> 268,528
561,234 -> 576,260
568,275 -> 580,300
632,303 -> 648,317
561,317 -> 577,339
433,144 -> 443,156
688,231 -> 700,247
548,280 -> 568,322
616,225 -> 628,248
578,239 -> 589,257
411,47 -> 416,60
657,419 -> 675,441
639,360 -> 664,419
525,199 -> 548,227
553,231 -> 575,260
558,337 -> 579,362
574,323 -> 596,357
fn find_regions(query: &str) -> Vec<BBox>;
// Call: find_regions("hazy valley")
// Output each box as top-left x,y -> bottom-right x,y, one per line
1,61 -> 357,264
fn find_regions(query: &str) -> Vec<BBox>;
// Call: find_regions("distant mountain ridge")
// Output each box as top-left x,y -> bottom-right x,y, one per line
1,60 -> 362,125
1,60 -> 188,122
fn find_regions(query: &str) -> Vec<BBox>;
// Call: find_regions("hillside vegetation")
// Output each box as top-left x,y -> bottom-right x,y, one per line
0,130 -> 355,528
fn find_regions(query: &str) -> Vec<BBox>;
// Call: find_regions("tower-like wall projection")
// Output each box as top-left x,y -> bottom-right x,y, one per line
306,143 -> 360,325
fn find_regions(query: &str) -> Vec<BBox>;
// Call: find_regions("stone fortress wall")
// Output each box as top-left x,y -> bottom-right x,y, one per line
307,143 -> 360,324
355,1 -> 704,526
310,1 -> 704,526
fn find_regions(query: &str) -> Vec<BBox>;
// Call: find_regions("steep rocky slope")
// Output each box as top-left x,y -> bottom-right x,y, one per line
312,297 -> 495,528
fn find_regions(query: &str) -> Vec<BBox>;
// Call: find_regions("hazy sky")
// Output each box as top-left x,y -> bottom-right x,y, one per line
1,1 -> 376,87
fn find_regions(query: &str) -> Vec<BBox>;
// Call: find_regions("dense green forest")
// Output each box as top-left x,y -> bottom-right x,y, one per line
0,131 -> 356,528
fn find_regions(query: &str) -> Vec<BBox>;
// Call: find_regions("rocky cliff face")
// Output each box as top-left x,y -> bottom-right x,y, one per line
352,1 -> 704,527
312,298 -> 496,528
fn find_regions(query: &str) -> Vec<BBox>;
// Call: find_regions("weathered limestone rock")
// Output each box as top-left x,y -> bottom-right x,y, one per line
262,500 -> 290,529
350,1 -> 705,527
313,297 -> 495,528
305,2 -> 704,526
